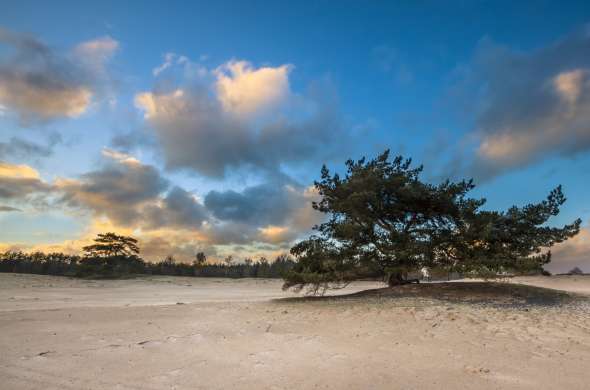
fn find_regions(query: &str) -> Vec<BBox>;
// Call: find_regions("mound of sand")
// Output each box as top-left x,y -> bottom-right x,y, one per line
284,281 -> 579,307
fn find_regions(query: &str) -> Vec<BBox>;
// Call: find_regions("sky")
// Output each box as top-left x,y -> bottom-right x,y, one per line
0,0 -> 589,272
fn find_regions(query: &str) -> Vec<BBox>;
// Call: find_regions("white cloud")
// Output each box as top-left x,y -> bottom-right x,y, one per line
214,60 -> 292,118
73,36 -> 119,67
554,69 -> 586,105
101,147 -> 141,164
152,52 -> 177,76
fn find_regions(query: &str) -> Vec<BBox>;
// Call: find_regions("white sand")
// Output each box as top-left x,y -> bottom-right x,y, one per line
507,275 -> 590,295
1,273 -> 589,389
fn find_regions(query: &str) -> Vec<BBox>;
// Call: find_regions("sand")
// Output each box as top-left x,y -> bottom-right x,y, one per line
1,273 -> 590,389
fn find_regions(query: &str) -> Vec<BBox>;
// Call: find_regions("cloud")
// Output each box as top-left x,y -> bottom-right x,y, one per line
0,133 -> 62,161
200,221 -> 257,246
0,162 -> 50,199
100,148 -> 141,164
0,29 -> 118,122
2,147 -> 316,252
0,205 -> 22,212
134,58 -> 342,178
1,217 -> 133,257
205,181 -> 301,226
0,162 -> 40,179
73,36 -> 119,73
135,87 -> 255,177
56,154 -> 169,226
203,180 -> 322,246
143,186 -> 208,229
152,52 -> 177,76
110,128 -> 156,152
55,150 -> 210,233
1,155 -> 320,259
214,60 -> 291,118
547,226 -> 590,273
453,27 -> 590,180
257,225 -> 293,245
0,52 -> 338,256
138,234 -> 214,262
25,218 -> 216,262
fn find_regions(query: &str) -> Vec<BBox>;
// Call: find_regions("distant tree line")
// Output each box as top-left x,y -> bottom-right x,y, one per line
0,233 -> 295,279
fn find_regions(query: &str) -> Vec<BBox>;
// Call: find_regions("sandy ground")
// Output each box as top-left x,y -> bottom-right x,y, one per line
1,273 -> 590,389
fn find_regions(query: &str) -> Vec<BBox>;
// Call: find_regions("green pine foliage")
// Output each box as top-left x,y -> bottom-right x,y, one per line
283,150 -> 581,290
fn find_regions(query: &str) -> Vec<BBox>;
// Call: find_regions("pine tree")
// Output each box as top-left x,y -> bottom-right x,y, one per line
82,232 -> 140,258
283,150 -> 581,290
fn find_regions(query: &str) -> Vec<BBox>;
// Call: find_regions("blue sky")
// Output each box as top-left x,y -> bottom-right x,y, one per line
1,1 -> 589,271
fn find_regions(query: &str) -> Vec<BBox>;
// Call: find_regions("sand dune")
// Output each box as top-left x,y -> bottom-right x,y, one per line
1,273 -> 589,389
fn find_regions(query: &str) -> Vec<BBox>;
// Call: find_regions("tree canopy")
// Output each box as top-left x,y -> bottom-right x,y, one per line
82,232 -> 140,258
194,252 -> 207,266
283,150 -> 581,289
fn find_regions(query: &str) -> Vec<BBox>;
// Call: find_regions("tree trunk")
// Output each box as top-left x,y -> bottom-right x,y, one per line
387,272 -> 406,287
386,271 -> 419,287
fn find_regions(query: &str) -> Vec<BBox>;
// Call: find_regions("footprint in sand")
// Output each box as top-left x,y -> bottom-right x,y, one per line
329,353 -> 348,360
464,365 -> 491,375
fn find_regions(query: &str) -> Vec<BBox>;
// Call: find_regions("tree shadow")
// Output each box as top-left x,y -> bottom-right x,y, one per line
277,282 -> 583,308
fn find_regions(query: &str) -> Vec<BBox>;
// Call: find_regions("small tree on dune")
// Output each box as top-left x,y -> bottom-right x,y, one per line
568,267 -> 584,275
194,252 -> 207,266
224,255 -> 234,266
258,257 -> 269,266
82,232 -> 140,258
283,150 -> 581,290
163,255 -> 176,265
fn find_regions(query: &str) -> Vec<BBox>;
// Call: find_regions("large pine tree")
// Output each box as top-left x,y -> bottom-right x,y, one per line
283,151 -> 581,289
